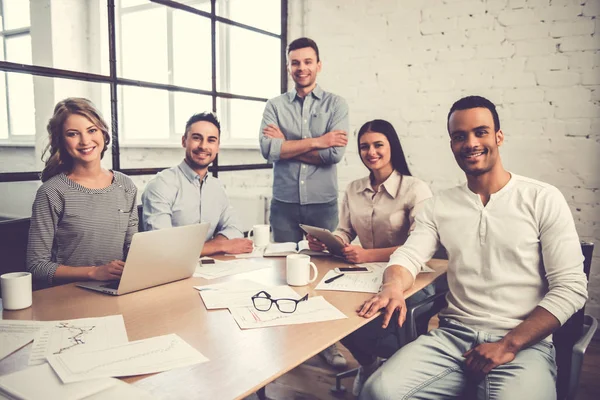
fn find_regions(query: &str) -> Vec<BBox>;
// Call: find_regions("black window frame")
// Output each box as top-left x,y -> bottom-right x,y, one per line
0,0 -> 283,183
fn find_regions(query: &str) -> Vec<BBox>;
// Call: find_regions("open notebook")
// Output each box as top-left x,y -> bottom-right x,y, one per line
263,240 -> 331,257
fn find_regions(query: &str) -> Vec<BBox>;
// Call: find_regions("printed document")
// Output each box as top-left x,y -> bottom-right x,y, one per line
230,296 -> 347,329
315,269 -> 384,294
0,321 -> 44,361
195,281 -> 299,310
47,334 -> 208,384
193,259 -> 271,279
28,315 -> 128,366
0,363 -> 117,400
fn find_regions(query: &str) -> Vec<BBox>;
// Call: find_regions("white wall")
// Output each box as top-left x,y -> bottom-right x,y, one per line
285,0 -> 600,320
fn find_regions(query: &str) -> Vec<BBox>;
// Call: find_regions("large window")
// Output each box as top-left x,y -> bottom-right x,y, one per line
0,0 -> 285,179
0,0 -> 34,142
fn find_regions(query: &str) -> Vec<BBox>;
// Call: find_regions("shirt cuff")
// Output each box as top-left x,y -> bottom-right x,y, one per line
386,251 -> 420,280
217,227 -> 244,240
268,138 -> 284,162
332,231 -> 351,244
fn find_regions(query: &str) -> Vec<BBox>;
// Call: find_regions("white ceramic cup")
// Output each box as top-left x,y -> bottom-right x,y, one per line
249,224 -> 271,247
1,272 -> 33,311
286,254 -> 318,286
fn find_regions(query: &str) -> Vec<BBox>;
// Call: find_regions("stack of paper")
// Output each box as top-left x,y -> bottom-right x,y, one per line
193,259 -> 271,279
0,315 -> 208,400
195,281 -> 302,309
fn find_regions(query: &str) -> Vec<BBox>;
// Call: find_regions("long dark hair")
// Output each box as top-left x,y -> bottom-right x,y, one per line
41,98 -> 110,182
357,119 -> 412,176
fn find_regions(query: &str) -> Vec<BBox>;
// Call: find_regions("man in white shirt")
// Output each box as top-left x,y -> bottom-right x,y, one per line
358,96 -> 588,399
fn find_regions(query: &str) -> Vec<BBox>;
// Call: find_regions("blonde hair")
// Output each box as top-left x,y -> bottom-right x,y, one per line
41,98 -> 110,182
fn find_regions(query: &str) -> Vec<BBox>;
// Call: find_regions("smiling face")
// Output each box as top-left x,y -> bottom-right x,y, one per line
62,113 -> 105,166
287,47 -> 321,93
359,131 -> 393,174
448,107 -> 504,177
182,120 -> 220,173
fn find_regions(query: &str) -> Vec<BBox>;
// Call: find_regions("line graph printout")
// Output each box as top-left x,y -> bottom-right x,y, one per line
29,315 -> 128,366
47,334 -> 208,384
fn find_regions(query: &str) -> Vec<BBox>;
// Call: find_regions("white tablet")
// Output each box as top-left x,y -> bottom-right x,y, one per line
299,224 -> 345,257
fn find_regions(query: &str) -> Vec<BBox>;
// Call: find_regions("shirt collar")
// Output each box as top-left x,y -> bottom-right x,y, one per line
178,160 -> 209,184
287,84 -> 323,102
357,170 -> 402,198
380,170 -> 402,199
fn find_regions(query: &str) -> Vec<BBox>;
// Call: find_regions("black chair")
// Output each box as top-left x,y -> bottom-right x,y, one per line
137,204 -> 144,233
0,217 -> 31,297
554,241 -> 597,400
331,273 -> 450,394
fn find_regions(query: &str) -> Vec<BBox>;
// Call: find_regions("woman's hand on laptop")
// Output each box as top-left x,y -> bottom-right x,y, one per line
89,260 -> 125,281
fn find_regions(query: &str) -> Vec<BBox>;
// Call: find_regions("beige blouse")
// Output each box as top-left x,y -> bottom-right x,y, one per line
333,171 -> 433,249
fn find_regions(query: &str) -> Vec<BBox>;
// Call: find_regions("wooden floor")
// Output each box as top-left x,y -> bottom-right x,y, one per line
257,327 -> 600,399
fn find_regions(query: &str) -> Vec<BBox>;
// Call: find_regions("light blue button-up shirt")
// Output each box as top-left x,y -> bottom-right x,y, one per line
259,85 -> 349,205
141,160 -> 243,240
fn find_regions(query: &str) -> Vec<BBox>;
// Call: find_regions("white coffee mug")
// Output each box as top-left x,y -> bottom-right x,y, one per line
249,224 -> 271,247
286,254 -> 318,286
1,272 -> 33,311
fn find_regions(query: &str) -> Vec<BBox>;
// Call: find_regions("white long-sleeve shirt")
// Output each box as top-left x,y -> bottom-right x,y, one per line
388,173 -> 588,334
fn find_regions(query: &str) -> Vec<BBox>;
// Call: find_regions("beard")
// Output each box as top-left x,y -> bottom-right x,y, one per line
185,151 -> 213,170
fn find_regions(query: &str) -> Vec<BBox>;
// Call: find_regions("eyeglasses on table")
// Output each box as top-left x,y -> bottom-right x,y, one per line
251,290 -> 309,313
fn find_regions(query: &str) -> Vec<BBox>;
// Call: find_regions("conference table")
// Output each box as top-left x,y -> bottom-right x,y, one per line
0,256 -> 447,400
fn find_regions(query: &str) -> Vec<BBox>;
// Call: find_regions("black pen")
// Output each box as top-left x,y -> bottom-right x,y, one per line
325,273 -> 345,284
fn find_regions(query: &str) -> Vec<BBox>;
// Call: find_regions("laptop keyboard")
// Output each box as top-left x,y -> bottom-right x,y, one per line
101,281 -> 120,290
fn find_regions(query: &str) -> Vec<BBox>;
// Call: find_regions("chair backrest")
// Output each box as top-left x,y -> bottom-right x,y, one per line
137,204 -> 144,233
554,241 -> 594,399
0,218 -> 31,297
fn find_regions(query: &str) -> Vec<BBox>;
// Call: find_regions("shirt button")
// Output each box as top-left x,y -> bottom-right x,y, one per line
301,181 -> 305,184
304,119 -> 307,123
302,165 -> 306,169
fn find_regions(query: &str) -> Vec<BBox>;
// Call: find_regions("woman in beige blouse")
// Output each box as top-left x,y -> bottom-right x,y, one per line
309,119 -> 434,396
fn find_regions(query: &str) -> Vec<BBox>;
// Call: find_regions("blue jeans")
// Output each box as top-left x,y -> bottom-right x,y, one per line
341,284 -> 436,366
269,198 -> 338,243
360,318 -> 557,400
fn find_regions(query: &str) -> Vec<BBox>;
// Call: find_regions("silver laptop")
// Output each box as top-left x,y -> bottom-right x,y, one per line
77,223 -> 210,295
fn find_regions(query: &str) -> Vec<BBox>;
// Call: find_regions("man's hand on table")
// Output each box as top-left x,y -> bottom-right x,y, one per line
356,280 -> 407,329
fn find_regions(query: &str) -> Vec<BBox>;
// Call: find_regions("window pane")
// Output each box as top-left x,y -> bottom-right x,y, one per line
120,0 -> 150,7
6,35 -> 32,64
121,86 -> 169,142
217,0 -> 280,34
217,23 -> 280,99
220,98 -> 265,141
3,0 -> 30,30
174,92 -> 213,136
20,0 -> 106,74
0,73 -> 7,139
181,0 -> 211,13
119,8 -> 168,84
172,10 -> 212,90
7,73 -> 34,136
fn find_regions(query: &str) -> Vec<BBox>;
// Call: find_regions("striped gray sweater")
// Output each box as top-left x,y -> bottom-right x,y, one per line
26,171 -> 138,286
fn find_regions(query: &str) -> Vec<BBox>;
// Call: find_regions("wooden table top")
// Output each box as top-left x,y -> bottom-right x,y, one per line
0,257 -> 447,400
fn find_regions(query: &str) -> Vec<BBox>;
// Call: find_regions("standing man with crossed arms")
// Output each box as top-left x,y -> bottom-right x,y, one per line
259,37 -> 350,368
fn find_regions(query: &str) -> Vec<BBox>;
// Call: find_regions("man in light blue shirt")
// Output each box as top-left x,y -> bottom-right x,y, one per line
260,37 -> 349,244
259,37 -> 350,369
142,112 -> 253,256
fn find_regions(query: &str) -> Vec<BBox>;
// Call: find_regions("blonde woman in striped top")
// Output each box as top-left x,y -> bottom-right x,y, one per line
27,98 -> 138,287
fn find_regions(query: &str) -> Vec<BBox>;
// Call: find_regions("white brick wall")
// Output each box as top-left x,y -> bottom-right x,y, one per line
284,0 -> 600,321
